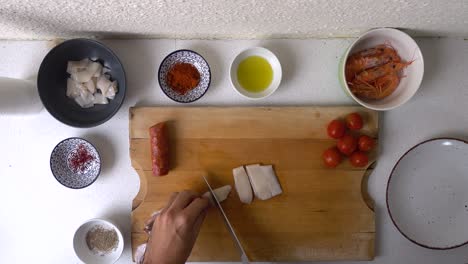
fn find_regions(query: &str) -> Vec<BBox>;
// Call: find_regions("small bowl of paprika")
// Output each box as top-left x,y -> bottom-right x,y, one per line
50,137 -> 101,189
158,49 -> 211,103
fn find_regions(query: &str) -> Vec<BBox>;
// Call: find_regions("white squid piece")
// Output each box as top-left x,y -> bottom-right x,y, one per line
233,166 -> 253,204
66,58 -> 118,109
66,58 -> 90,74
74,90 -> 95,108
66,78 -> 81,98
260,165 -> 283,197
71,69 -> 94,83
105,80 -> 118,99
96,75 -> 112,95
85,79 -> 96,94
203,185 -> 232,205
245,164 -> 282,200
93,93 -> 109,105
87,61 -> 103,77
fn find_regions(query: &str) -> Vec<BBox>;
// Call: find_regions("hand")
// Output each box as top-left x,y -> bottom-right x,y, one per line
143,190 -> 210,264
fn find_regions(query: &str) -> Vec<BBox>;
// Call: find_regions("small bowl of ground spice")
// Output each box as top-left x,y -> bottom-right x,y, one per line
158,49 -> 211,103
50,137 -> 101,189
73,219 -> 124,264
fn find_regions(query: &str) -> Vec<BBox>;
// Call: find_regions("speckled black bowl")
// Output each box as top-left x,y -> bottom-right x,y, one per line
158,49 -> 211,103
38,38 -> 126,127
50,138 -> 101,189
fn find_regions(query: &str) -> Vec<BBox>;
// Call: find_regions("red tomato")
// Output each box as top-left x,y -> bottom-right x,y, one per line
337,134 -> 357,156
327,120 -> 346,139
358,135 -> 375,152
349,151 -> 369,167
346,112 -> 363,130
322,147 -> 342,168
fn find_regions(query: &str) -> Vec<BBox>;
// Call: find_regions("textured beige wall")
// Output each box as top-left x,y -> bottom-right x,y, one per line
0,0 -> 467,40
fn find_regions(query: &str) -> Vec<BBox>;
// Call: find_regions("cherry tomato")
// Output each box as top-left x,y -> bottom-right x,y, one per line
327,119 -> 346,139
322,147 -> 342,168
337,134 -> 357,156
345,112 -> 363,130
358,135 -> 375,152
349,151 -> 369,167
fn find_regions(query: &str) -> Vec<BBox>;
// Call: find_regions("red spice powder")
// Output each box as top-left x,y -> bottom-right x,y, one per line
166,63 -> 200,95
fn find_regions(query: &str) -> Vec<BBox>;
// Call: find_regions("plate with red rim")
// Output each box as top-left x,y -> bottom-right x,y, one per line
387,138 -> 468,249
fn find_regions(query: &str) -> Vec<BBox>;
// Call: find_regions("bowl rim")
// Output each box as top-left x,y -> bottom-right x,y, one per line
37,38 -> 127,128
157,49 -> 212,104
50,137 -> 102,189
73,218 -> 124,264
386,137 -> 468,250
340,27 -> 424,111
229,46 -> 282,100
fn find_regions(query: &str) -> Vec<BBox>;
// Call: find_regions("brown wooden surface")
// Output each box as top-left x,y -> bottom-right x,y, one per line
130,106 -> 377,261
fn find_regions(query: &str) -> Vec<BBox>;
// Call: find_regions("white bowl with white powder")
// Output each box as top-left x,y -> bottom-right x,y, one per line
73,219 -> 124,264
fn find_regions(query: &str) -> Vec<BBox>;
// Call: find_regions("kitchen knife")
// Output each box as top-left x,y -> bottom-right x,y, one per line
202,176 -> 250,264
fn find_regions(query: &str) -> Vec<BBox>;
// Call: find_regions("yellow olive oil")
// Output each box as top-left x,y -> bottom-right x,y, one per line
237,56 -> 273,93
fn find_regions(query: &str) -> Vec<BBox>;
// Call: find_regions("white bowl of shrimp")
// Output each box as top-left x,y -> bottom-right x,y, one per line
339,28 -> 424,111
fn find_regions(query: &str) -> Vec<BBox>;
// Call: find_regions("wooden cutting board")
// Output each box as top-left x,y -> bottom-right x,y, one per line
130,106 -> 377,262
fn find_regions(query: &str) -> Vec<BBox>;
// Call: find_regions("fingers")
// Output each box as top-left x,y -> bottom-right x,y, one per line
192,206 -> 208,235
144,212 -> 159,234
161,192 -> 179,213
144,214 -> 157,228
145,192 -> 179,233
146,191 -> 207,235
168,190 -> 198,211
183,197 -> 210,226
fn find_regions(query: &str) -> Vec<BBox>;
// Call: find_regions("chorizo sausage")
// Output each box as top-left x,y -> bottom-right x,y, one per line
149,122 -> 169,176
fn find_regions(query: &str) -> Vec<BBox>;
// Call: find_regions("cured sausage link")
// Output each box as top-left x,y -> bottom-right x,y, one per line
149,122 -> 169,176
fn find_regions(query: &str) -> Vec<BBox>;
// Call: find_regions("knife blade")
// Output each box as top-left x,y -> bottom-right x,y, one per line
202,176 -> 250,264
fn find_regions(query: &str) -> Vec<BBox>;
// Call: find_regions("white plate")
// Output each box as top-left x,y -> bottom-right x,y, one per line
73,219 -> 124,264
339,28 -> 424,111
230,47 -> 282,99
387,138 -> 468,249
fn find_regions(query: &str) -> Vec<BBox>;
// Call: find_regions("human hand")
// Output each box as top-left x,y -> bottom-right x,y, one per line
143,190 -> 210,264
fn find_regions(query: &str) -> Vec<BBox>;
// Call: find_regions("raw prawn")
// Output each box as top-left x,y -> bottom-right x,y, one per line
353,61 -> 411,84
350,71 -> 400,100
346,43 -> 413,100
345,44 -> 401,81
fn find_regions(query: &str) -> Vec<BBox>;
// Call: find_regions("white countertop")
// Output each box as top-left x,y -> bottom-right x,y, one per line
0,38 -> 467,264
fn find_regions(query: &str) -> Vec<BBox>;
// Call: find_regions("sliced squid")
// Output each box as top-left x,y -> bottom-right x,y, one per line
96,75 -> 112,95
260,165 -> 282,197
87,61 -> 103,77
71,69 -> 94,83
105,80 -> 118,99
66,78 -> 80,98
66,58 -> 118,109
74,90 -> 94,108
203,185 -> 232,205
85,79 -> 96,94
93,93 -> 109,105
245,164 -> 282,200
233,166 -> 253,204
66,59 -> 90,74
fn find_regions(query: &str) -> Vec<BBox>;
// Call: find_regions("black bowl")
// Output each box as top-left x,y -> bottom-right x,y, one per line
38,39 -> 126,127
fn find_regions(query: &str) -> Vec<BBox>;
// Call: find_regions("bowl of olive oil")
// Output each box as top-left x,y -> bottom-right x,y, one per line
230,47 -> 282,99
